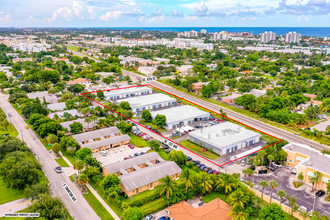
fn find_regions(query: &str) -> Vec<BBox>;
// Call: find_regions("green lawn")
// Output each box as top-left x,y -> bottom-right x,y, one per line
0,124 -> 18,137
202,191 -> 228,203
179,140 -> 219,160
83,187 -> 115,220
139,120 -> 168,133
61,150 -> 76,165
55,155 -> 70,167
129,134 -> 150,148
0,178 -> 24,205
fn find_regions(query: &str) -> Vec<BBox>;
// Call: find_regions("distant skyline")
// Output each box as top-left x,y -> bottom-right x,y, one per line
0,0 -> 329,27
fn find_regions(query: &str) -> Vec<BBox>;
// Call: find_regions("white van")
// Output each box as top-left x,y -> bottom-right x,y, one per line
100,151 -> 107,156
291,166 -> 297,174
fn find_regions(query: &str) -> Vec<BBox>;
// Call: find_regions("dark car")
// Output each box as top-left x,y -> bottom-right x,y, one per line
162,145 -> 169,149
140,152 -> 146,155
157,217 -> 171,220
207,169 -> 216,174
197,163 -> 205,168
315,190 -> 326,197
195,125 -> 203,128
134,153 -> 140,157
198,202 -> 205,206
199,166 -> 206,171
146,125 -> 152,129
186,156 -> 192,161
166,149 -> 172,153
124,157 -> 130,160
54,166 -> 62,173
203,167 -> 211,172
266,166 -> 276,171
193,160 -> 201,165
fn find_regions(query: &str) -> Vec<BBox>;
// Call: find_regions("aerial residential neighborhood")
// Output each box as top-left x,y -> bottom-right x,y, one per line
0,1 -> 329,220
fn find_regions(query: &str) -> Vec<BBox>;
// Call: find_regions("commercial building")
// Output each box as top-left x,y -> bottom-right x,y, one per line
104,87 -> 152,101
283,143 -> 330,191
72,127 -> 130,153
103,152 -> 182,196
117,93 -> 177,113
150,105 -> 210,129
188,122 -> 261,155
167,198 -> 231,220
285,32 -> 301,44
260,31 -> 276,43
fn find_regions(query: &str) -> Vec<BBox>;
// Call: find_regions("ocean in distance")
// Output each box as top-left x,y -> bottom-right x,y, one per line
100,27 -> 330,37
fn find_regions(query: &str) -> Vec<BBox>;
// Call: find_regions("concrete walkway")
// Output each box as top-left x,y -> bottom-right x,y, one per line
86,183 -> 121,220
0,199 -> 31,217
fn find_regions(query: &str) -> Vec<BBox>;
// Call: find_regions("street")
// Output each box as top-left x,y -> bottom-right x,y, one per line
0,94 -> 100,220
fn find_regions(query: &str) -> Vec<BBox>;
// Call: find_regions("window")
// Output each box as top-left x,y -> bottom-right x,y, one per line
289,159 -> 292,163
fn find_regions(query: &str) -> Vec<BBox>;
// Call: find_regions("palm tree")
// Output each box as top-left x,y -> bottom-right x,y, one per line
260,180 -> 268,200
258,150 -> 267,166
228,207 -> 249,220
269,180 -> 279,204
78,174 -> 89,186
311,171 -> 322,191
219,108 -> 227,120
84,117 -> 92,130
181,170 -> 194,199
159,175 -> 177,206
277,190 -> 287,206
267,155 -> 274,168
228,189 -> 249,210
216,174 -> 237,195
199,172 -> 213,193
287,196 -> 299,217
245,169 -> 254,182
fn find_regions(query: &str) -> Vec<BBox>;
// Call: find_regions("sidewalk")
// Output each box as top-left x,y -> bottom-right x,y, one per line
86,183 -> 120,220
0,199 -> 31,217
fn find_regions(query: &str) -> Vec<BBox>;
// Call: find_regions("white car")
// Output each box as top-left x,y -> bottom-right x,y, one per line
100,151 -> 107,156
143,214 -> 155,220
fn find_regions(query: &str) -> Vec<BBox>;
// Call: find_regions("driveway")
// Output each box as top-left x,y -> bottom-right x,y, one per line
249,166 -> 330,217
94,145 -> 151,166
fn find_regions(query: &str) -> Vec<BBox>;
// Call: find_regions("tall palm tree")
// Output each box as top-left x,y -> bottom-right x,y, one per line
260,180 -> 268,200
267,155 -> 274,168
269,180 -> 279,204
228,189 -> 249,210
216,174 -> 237,195
181,169 -> 194,199
199,172 -> 213,193
228,207 -> 249,220
258,150 -> 267,166
159,175 -> 177,206
312,171 -> 322,191
277,190 -> 287,206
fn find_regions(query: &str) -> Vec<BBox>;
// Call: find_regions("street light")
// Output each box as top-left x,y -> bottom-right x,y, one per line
313,196 -> 316,212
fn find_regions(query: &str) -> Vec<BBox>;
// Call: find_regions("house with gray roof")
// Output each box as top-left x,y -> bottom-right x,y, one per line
47,102 -> 66,111
27,91 -> 59,104
48,109 -> 81,119
60,117 -> 104,132
103,152 -> 182,196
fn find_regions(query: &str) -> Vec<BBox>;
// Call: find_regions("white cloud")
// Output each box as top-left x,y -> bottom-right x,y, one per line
87,6 -> 95,20
148,8 -> 164,23
138,16 -> 144,22
0,12 -> 10,22
52,7 -> 72,21
100,11 -> 123,20
73,1 -> 85,19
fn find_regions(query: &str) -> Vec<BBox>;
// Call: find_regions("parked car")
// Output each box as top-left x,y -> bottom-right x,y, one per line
213,171 -> 220,175
54,166 -> 62,173
272,162 -> 282,168
134,152 -> 140,157
258,168 -> 268,174
207,169 -> 216,174
128,144 -> 134,149
144,214 -> 155,220
195,125 -> 203,128
291,167 -> 297,174
145,137 -> 152,141
157,217 -> 171,220
199,166 -> 206,171
186,156 -> 192,161
193,160 -> 201,165
166,149 -> 172,153
266,166 -> 276,171
146,125 -> 152,129
197,163 -> 205,168
241,160 -> 246,166
100,151 -> 107,156
315,190 -> 326,197
140,152 -> 146,155
198,202 -> 205,206
124,157 -> 130,160
138,133 -> 145,137
162,145 -> 169,149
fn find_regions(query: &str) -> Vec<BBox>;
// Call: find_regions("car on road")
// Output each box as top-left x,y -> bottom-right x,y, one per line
134,152 -> 140,157
7,113 -> 12,117
128,144 -> 135,149
144,214 -> 155,220
54,166 -> 63,173
100,151 -> 107,156
315,190 -> 326,197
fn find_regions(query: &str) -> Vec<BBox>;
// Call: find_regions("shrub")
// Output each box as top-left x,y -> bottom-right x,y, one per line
293,181 -> 303,188
139,198 -> 167,215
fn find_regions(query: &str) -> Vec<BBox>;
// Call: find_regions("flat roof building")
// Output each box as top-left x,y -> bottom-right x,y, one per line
72,127 -> 130,153
188,122 -> 261,155
117,93 -> 177,113
60,117 -> 104,132
150,105 -> 210,129
104,86 -> 152,101
27,91 -> 59,104
283,143 -> 330,191
103,152 -> 182,197
48,109 -> 81,119
47,102 -> 66,111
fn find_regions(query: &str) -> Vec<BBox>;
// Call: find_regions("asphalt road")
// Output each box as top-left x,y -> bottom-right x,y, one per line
0,94 -> 100,220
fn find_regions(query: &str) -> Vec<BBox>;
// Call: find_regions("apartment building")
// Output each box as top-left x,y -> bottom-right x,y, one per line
260,31 -> 276,43
283,143 -> 330,191
103,152 -> 182,196
72,127 -> 130,153
285,32 -> 302,44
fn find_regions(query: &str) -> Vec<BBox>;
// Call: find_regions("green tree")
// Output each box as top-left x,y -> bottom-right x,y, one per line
287,196 -> 299,216
97,91 -> 105,100
24,183 -> 50,200
216,174 -> 237,195
29,194 -> 68,220
100,174 -> 121,199
68,84 -> 85,95
78,173 -> 89,186
258,150 -> 267,166
159,175 -> 177,206
0,136 -> 30,160
228,189 -> 249,210
229,207 -> 249,220
260,204 -> 286,220
199,172 -> 213,193
122,207 -> 143,220
168,150 -> 187,165
149,140 -> 161,151
75,148 -> 92,160
73,160 -> 85,174
269,180 -> 279,204
277,190 -> 287,205
120,101 -> 131,110
84,117 -> 92,130
267,155 -> 274,167
69,122 -> 83,134
47,134 -> 58,144
52,143 -> 61,153
260,180 -> 268,200
181,169 -> 194,198
298,172 -> 304,183
153,114 -> 166,127
141,109 -> 152,122
116,120 -> 133,134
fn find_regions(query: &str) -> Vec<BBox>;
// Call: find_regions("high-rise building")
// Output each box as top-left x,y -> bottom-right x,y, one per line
260,31 -> 276,43
285,32 -> 301,43
213,31 -> 229,41
200,29 -> 207,34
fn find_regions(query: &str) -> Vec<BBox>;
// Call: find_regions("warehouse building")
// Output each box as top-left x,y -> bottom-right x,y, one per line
72,127 -> 130,153
103,152 -> 182,196
188,122 -> 261,155
283,143 -> 330,191
150,105 -> 210,129
104,86 -> 152,101
117,93 -> 177,113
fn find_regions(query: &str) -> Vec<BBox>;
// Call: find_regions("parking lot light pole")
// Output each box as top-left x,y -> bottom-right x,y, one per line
313,196 -> 316,212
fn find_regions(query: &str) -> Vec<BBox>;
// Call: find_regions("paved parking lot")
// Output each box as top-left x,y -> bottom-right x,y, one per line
249,166 -> 330,217
94,145 -> 151,166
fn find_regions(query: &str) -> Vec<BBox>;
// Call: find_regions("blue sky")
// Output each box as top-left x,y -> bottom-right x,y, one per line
0,0 -> 329,27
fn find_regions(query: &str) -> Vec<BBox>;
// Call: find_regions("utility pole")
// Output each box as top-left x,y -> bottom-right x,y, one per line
313,196 -> 316,212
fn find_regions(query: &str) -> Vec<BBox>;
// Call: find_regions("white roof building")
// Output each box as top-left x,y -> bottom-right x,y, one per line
47,102 -> 66,111
188,122 -> 261,155
104,87 -> 153,101
117,93 -> 177,113
150,105 -> 210,129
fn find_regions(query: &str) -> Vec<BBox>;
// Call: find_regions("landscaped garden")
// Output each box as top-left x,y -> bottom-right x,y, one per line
179,140 -> 220,160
